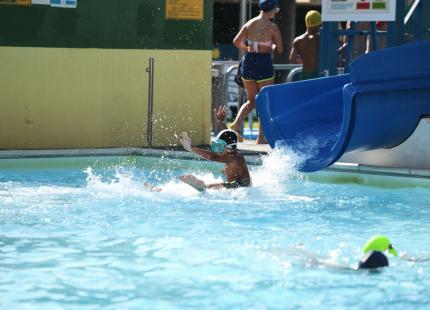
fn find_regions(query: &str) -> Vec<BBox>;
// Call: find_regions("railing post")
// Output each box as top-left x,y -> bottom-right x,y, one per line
387,0 -> 405,47
146,58 -> 155,148
319,22 -> 339,76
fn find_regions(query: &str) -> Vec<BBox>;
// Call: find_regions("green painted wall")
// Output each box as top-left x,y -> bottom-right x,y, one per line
0,0 -> 213,50
0,1 -> 213,150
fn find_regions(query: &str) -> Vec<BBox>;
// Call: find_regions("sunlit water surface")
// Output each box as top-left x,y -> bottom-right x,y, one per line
1,149 -> 429,309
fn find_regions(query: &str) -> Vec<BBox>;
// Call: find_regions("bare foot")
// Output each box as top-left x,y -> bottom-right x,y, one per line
180,174 -> 206,192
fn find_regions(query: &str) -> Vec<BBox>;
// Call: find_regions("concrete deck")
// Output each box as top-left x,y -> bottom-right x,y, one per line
237,139 -> 271,154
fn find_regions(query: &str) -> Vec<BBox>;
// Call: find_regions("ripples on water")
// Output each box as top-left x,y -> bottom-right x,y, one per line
0,148 -> 429,309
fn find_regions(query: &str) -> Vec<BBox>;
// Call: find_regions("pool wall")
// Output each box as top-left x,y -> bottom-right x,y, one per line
339,118 -> 430,170
0,1 -> 213,149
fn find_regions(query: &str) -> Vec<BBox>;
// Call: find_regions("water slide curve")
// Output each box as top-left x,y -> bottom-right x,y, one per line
256,40 -> 430,172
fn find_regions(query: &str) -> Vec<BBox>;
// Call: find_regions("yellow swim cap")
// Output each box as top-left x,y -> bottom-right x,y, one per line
362,235 -> 398,257
305,10 -> 322,28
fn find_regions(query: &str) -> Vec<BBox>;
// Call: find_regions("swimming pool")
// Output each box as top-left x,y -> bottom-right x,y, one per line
1,150 -> 429,309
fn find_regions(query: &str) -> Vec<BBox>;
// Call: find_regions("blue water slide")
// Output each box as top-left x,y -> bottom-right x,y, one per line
256,40 -> 430,172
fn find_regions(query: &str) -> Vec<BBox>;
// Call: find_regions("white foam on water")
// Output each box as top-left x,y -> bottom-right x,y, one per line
0,181 -> 82,210
85,167 -> 141,198
77,145 -> 312,202
249,145 -> 311,198
252,146 -> 303,184
157,172 -> 219,197
83,167 -> 227,199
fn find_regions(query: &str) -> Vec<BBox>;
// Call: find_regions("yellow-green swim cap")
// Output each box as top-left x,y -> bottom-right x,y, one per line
362,235 -> 398,257
305,10 -> 322,28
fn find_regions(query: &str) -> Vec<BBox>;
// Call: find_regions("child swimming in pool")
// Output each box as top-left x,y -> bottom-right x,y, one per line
180,106 -> 251,191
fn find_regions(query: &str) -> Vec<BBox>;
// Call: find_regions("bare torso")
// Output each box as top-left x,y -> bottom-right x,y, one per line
224,151 -> 251,186
291,31 -> 320,72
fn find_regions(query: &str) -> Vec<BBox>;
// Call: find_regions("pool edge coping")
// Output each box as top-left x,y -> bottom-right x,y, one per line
1,148 -> 430,180
0,148 -> 265,165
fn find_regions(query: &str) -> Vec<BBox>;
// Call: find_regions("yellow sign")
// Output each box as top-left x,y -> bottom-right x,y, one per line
166,0 -> 204,21
0,0 -> 31,5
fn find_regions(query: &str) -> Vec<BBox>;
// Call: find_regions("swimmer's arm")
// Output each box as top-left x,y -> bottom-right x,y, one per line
399,253 -> 430,262
233,24 -> 249,52
213,106 -> 228,131
272,25 -> 283,55
180,132 -> 230,163
190,147 -> 231,164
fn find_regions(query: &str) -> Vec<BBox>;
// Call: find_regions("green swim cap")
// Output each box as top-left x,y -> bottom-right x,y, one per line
362,235 -> 398,257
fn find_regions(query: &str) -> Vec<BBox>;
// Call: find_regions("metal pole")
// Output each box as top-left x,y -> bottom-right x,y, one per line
146,58 -> 154,147
423,0 -> 430,40
240,0 -> 247,28
238,0 -> 248,60
388,0 -> 405,47
370,22 -> 378,51
319,22 -> 339,76
404,0 -> 421,25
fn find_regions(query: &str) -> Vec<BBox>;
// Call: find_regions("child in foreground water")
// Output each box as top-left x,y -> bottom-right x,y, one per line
180,106 -> 251,191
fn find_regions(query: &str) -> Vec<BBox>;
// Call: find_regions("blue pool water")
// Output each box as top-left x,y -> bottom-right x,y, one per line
1,150 -> 430,309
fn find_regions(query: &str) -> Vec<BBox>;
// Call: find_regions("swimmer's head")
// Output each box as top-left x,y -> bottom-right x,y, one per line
358,251 -> 389,269
211,129 -> 237,153
305,10 -> 322,28
362,235 -> 398,257
259,0 -> 279,13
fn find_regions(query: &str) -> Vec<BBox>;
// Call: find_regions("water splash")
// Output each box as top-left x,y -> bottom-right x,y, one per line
83,166 -> 213,198
251,145 -> 305,189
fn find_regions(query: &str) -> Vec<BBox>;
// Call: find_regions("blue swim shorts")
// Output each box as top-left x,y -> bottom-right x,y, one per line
240,53 -> 274,83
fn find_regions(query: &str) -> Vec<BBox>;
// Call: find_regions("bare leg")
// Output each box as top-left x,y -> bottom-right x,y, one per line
180,174 -> 206,192
256,124 -> 266,144
230,80 -> 259,140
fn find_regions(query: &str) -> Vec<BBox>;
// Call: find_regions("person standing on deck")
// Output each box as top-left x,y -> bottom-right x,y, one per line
289,10 -> 322,80
229,0 -> 283,144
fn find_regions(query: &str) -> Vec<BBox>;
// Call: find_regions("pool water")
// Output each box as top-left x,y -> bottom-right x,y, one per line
0,150 -> 429,309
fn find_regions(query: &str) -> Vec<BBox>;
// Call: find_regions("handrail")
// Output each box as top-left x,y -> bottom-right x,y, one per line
222,64 -> 240,110
213,61 -> 304,138
286,67 -> 303,82
274,64 -> 303,71
404,0 -> 421,25
222,63 -> 304,81
221,63 -> 304,107
225,64 -> 238,75
146,58 -> 155,147
217,62 -> 304,109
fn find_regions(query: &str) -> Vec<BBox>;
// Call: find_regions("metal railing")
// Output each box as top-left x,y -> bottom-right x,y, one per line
220,63 -> 303,109
212,62 -> 303,136
146,58 -> 155,147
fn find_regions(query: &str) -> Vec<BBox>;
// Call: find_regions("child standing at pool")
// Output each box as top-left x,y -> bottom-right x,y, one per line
289,10 -> 322,80
180,106 -> 251,191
